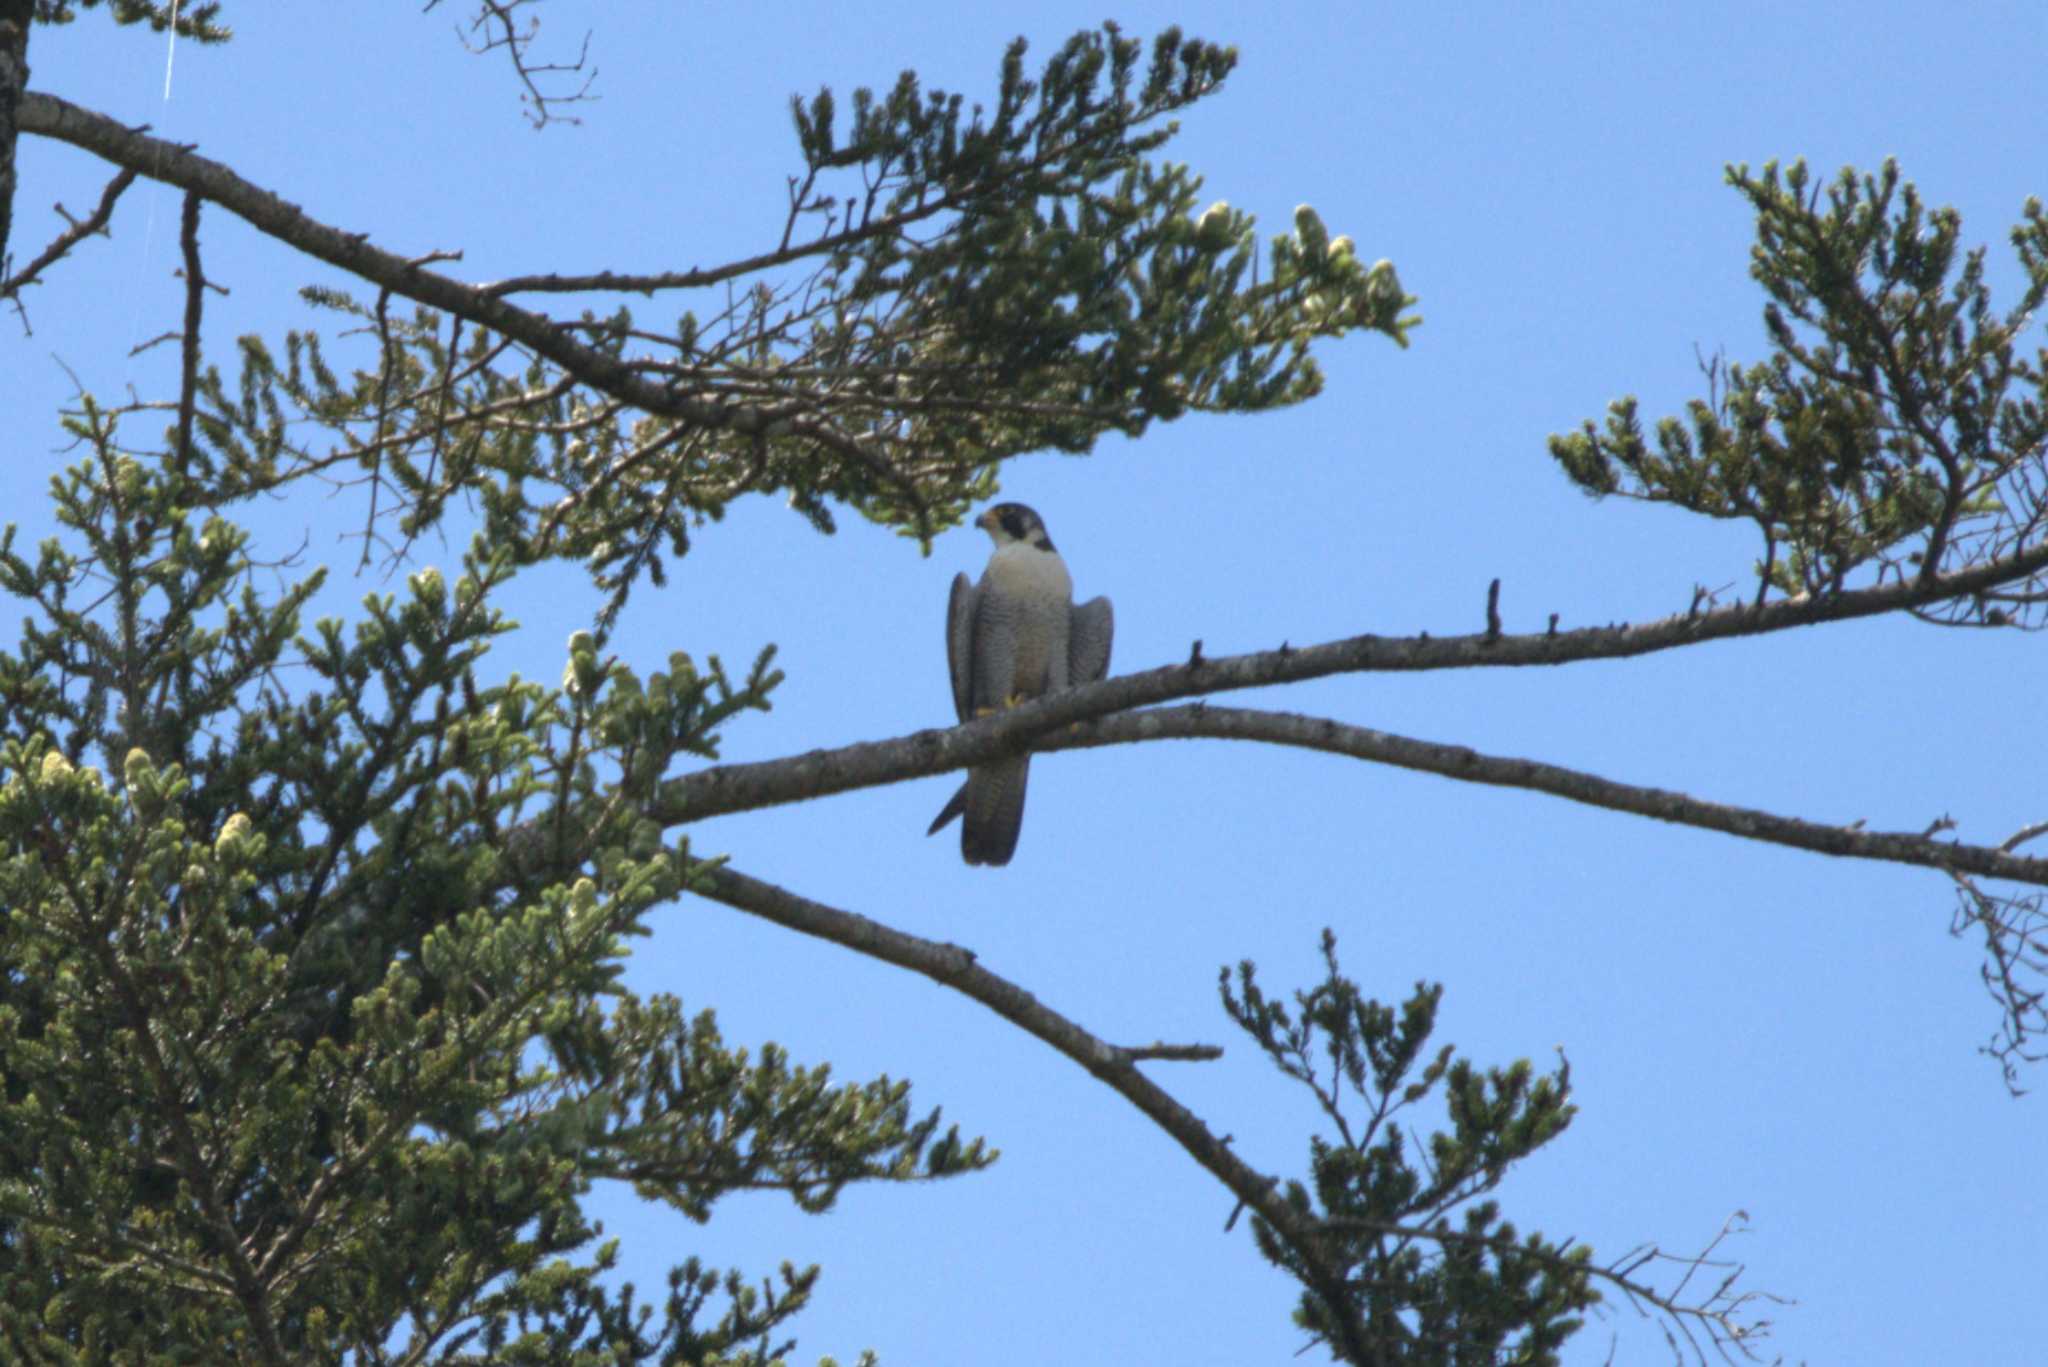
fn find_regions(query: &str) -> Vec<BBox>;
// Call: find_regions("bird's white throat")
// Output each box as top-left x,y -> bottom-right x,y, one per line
984,541 -> 1073,598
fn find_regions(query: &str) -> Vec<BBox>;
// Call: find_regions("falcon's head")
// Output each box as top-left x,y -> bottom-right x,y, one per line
975,502 -> 1057,553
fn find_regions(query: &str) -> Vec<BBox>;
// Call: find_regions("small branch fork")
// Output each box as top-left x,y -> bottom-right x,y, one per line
1948,869 -> 2048,1091
448,0 -> 599,129
2,165 -> 140,305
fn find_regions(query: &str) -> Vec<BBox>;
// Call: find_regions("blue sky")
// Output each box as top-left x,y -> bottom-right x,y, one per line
10,3 -> 2047,1362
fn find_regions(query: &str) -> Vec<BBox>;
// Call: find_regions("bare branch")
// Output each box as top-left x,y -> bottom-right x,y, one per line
448,0 -> 598,129
2002,820 -> 2048,853
479,214 -> 944,297
1,165 -> 138,302
1117,1042 -> 1224,1062
174,192 -> 205,476
1049,705 -> 2048,886
1949,873 -> 2048,1090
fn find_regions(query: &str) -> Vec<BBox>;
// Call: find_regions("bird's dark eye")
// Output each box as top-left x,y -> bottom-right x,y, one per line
998,508 -> 1027,538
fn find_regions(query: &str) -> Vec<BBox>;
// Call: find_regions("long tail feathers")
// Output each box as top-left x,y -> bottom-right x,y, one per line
954,756 -> 1029,866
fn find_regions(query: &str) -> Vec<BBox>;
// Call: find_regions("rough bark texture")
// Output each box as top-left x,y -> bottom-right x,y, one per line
0,6 -> 32,270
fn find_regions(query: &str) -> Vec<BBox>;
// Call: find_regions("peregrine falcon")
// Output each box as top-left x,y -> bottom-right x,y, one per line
928,503 -> 1114,866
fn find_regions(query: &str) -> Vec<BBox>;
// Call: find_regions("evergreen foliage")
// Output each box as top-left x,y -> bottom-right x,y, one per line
1226,934 -> 1592,1365
25,0 -> 227,42
182,24 -> 1413,620
3,7 -> 2044,1363
0,422 -> 988,1361
1551,161 -> 2048,616
0,19 -> 1429,1363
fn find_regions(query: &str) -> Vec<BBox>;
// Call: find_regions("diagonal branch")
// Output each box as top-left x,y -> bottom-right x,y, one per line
687,860 -> 1375,1363
478,218 -> 948,298
15,91 -> 821,437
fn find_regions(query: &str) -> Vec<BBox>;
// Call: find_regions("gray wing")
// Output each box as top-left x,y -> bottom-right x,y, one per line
969,586 -> 1021,712
1068,595 -> 1113,685
944,572 -> 978,723
929,573 -> 983,844
934,577 -> 1073,866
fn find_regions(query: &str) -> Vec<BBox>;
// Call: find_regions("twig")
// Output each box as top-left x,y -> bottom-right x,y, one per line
1118,1042 -> 1224,1062
1,165 -> 139,300
2001,820 -> 2048,853
449,0 -> 598,129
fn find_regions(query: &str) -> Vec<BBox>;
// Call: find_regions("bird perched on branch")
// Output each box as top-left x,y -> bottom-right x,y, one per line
928,503 -> 1114,866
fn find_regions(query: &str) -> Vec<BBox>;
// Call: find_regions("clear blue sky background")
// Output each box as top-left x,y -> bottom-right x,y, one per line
11,4 -> 2046,1363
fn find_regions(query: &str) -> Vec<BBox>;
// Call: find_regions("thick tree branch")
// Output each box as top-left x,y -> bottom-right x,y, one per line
1049,705 -> 2048,886
688,860 -> 1374,1363
0,8 -> 26,271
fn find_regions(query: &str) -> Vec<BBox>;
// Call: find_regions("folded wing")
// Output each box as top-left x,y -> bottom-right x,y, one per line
944,572 -> 978,723
1068,595 -> 1113,686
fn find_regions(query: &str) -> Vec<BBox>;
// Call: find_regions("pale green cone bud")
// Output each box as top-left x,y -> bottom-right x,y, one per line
1293,204 -> 1329,259
1195,200 -> 1235,250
